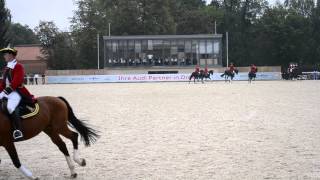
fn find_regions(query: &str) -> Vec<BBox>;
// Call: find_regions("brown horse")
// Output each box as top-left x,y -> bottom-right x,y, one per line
0,96 -> 99,179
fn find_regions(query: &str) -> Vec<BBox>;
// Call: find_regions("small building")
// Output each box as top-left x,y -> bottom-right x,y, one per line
104,34 -> 223,68
14,44 -> 47,74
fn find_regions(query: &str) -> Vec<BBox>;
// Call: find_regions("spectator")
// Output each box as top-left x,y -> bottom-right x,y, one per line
29,74 -> 34,85
147,54 -> 153,65
34,74 -> 39,85
142,58 -> 147,65
42,74 -> 45,84
180,58 -> 185,66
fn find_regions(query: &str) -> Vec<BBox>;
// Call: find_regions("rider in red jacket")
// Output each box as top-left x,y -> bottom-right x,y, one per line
228,62 -> 235,72
204,65 -> 208,74
250,64 -> 258,73
195,64 -> 200,73
0,48 -> 35,140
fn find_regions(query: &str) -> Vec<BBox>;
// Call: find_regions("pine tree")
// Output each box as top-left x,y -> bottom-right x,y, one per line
0,0 -> 11,48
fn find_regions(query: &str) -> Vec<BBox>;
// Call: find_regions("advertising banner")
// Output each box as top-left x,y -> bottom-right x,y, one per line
47,72 -> 281,84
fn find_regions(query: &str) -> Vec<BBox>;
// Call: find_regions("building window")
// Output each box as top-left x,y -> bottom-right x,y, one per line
199,40 -> 206,54
147,40 -> 153,50
112,41 -> 118,53
206,40 -> 213,54
185,40 -> 191,53
170,40 -> 177,56
135,40 -> 141,53
214,41 -> 219,54
104,35 -> 222,67
192,40 -> 199,65
128,40 -> 135,59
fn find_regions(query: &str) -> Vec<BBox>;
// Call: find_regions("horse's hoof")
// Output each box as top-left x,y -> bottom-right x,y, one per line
81,159 -> 86,166
71,173 -> 77,178
33,177 -> 40,180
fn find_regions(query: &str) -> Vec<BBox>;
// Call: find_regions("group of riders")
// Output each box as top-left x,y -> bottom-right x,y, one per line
281,63 -> 302,80
189,62 -> 258,83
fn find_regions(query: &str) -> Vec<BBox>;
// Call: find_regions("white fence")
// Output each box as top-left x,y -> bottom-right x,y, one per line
47,72 -> 281,84
301,71 -> 320,80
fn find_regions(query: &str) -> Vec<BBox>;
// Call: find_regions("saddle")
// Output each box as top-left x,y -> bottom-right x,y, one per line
1,99 -> 40,119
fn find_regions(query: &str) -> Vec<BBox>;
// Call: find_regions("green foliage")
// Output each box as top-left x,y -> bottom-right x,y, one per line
8,23 -> 39,46
0,0 -> 10,48
35,21 -> 76,70
0,0 -> 11,68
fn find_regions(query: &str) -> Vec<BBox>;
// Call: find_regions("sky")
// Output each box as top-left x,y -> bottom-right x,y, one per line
6,0 -> 278,31
6,0 -> 217,31
6,0 -> 77,31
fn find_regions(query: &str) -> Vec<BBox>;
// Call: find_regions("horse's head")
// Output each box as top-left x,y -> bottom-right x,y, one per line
234,69 -> 239,74
209,70 -> 214,75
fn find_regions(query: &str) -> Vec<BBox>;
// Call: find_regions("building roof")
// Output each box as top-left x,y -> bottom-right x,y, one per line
104,34 -> 223,40
14,44 -> 45,61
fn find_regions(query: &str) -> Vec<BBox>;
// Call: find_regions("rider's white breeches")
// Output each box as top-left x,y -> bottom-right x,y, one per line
7,91 -> 21,114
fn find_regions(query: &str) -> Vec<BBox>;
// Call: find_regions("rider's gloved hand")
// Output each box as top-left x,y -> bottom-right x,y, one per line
0,91 -> 7,99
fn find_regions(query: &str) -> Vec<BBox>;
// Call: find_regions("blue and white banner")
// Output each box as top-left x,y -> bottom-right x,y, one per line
47,72 -> 281,84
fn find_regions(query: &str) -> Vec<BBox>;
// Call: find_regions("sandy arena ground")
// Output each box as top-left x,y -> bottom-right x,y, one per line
1,80 -> 320,180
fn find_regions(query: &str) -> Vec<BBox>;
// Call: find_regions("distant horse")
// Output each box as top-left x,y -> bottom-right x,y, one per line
248,71 -> 257,83
0,96 -> 99,179
282,67 -> 302,80
204,70 -> 214,81
189,70 -> 206,84
281,72 -> 289,80
248,68 -> 258,83
290,67 -> 302,80
220,69 -> 239,82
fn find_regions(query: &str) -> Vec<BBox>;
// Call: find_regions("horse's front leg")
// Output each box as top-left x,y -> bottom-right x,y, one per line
4,141 -> 39,180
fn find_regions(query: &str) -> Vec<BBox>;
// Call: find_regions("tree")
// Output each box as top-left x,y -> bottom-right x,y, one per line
170,0 -> 208,34
0,0 -> 11,69
49,32 -> 76,69
35,21 -> 76,70
139,0 -> 176,35
67,0 -> 320,69
34,21 -> 59,48
8,23 -> 39,46
0,0 -> 11,48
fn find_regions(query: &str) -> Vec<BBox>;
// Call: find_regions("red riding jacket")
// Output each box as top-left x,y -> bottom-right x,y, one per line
0,61 -> 35,102
204,67 -> 208,74
250,66 -> 257,73
229,64 -> 235,72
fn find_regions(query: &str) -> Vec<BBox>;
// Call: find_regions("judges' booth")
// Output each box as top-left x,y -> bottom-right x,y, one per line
104,34 -> 223,67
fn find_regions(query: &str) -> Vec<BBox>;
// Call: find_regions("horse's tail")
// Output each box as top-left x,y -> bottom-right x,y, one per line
58,96 -> 99,146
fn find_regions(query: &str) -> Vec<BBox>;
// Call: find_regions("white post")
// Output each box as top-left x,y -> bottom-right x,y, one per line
215,21 -> 217,34
226,31 -> 229,67
108,23 -> 111,37
97,33 -> 100,69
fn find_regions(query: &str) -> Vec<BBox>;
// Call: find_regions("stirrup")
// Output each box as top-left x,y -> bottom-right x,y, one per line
13,130 -> 23,140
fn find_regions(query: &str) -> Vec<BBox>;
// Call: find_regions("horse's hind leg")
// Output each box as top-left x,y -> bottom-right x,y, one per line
44,130 -> 77,178
59,127 -> 86,167
4,141 -> 39,180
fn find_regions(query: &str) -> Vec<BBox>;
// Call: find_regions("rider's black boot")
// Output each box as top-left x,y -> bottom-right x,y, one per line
9,110 -> 24,140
